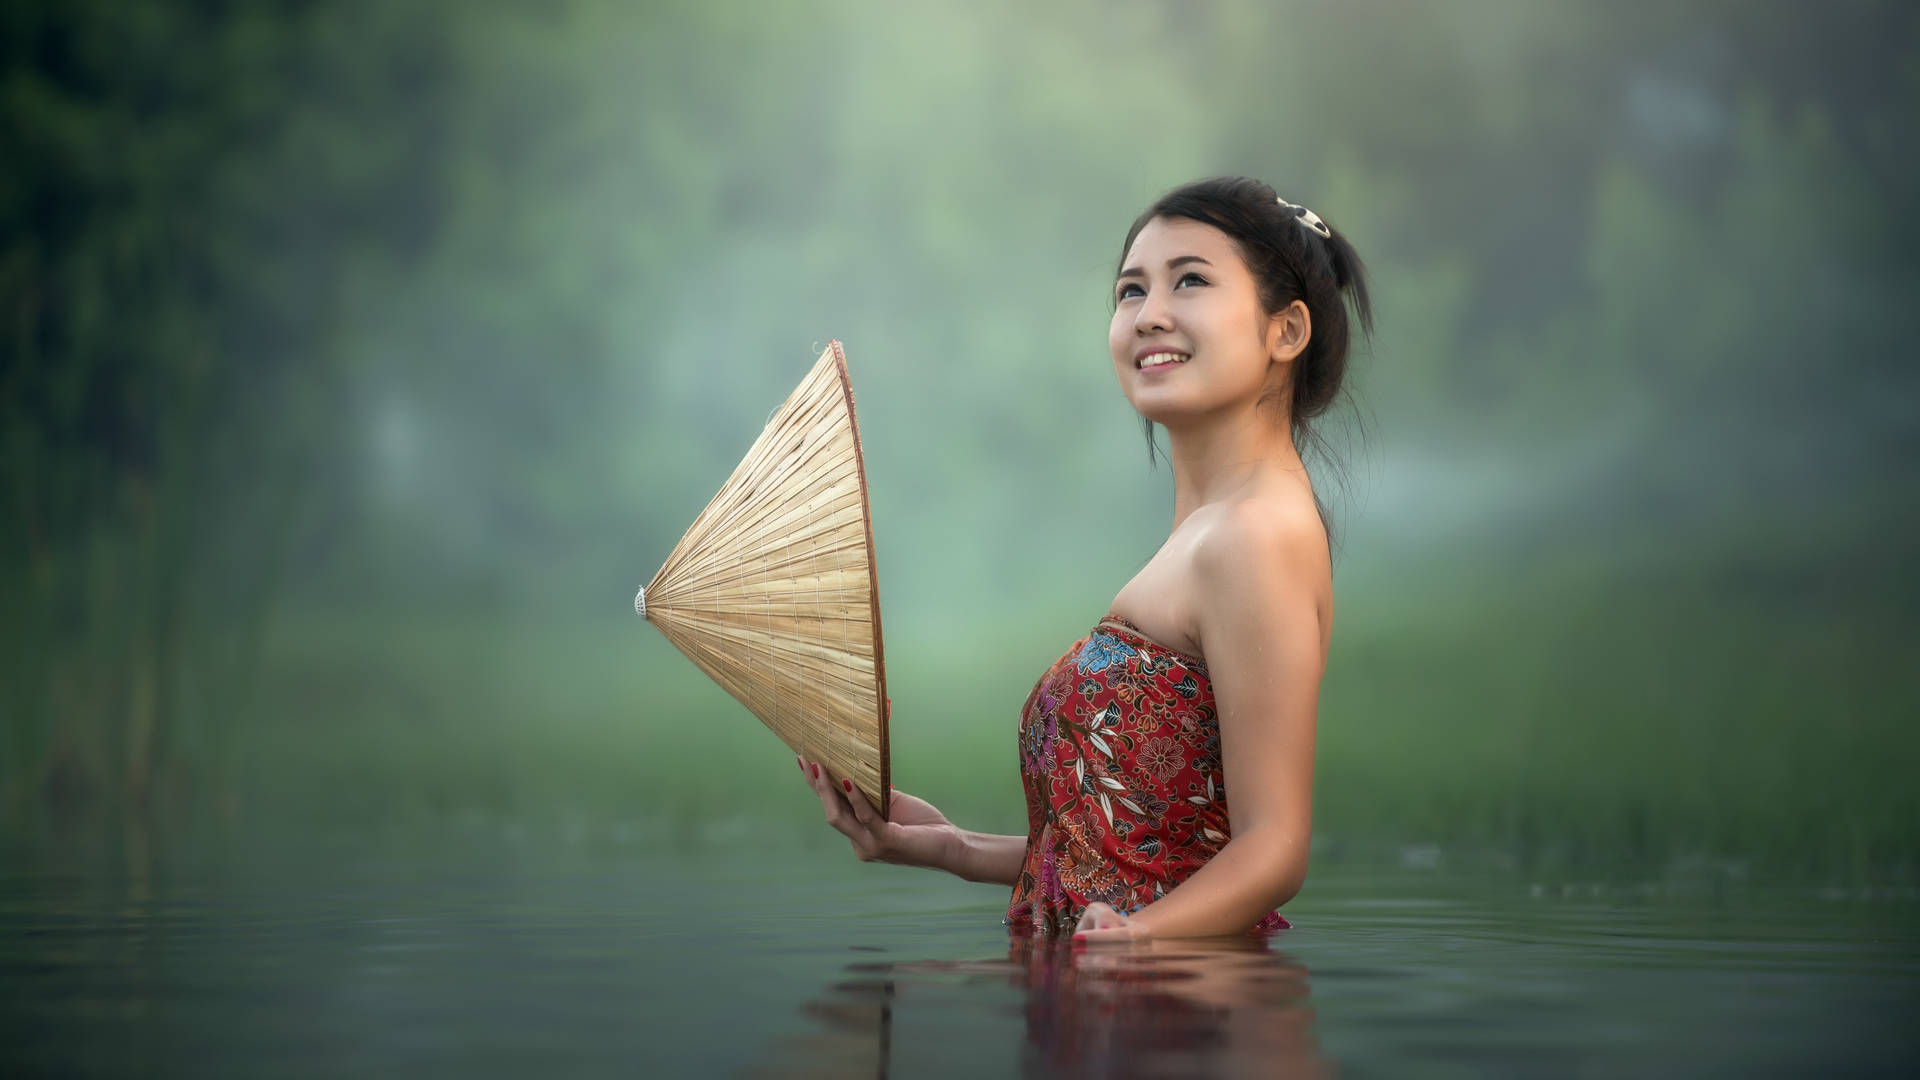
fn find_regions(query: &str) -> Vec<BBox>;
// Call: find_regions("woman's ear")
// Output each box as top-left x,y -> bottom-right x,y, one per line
1268,299 -> 1312,365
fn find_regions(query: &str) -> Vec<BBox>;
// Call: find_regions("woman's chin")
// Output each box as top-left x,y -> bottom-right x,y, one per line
1130,397 -> 1205,428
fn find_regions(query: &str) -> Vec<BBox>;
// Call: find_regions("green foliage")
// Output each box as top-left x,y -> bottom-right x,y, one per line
3,0 -> 1915,875
235,555 -> 1917,881
2,0 -> 462,817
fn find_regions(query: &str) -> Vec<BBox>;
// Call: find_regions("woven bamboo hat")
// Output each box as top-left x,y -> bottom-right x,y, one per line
636,340 -> 891,819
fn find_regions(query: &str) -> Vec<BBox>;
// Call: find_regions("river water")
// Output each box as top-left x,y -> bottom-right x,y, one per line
3,825 -> 1913,1077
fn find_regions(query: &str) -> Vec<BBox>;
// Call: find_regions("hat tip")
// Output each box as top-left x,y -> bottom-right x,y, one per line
634,587 -> 646,619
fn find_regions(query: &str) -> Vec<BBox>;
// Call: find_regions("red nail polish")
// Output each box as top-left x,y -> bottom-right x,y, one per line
797,756 -> 805,773
843,779 -> 852,792
811,764 -> 819,779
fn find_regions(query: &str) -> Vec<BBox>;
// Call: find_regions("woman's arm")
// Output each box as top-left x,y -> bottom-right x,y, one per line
942,828 -> 1027,886
1080,505 -> 1326,941
801,755 -> 1027,886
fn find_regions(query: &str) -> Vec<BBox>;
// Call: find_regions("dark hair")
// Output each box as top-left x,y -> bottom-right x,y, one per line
1111,175 -> 1374,556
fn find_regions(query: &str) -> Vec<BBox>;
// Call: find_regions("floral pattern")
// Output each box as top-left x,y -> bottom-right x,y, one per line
1005,613 -> 1292,937
1136,736 -> 1186,784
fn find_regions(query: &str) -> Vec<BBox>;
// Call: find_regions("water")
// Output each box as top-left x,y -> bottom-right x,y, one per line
2,826 -> 1914,1077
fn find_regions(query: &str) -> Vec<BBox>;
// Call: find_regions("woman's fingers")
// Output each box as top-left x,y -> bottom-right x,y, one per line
800,756 -> 875,837
801,756 -> 894,862
819,763 -> 881,831
1076,902 -> 1123,929
841,777 -> 877,826
801,756 -> 849,827
1070,902 -> 1149,946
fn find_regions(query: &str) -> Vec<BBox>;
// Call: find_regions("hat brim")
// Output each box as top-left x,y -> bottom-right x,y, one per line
640,340 -> 891,820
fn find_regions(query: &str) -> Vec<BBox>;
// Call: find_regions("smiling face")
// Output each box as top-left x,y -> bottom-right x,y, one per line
1109,216 -> 1308,429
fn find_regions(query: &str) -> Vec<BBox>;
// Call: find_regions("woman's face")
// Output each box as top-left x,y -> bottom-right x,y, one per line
1109,216 -> 1292,428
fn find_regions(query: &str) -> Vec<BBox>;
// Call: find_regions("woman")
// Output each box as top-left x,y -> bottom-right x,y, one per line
799,176 -> 1372,943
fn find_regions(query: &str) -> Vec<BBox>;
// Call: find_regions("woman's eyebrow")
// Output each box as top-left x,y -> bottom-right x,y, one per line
1117,255 -> 1213,280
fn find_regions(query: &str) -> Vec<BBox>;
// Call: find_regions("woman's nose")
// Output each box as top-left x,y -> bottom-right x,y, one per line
1134,292 -> 1173,334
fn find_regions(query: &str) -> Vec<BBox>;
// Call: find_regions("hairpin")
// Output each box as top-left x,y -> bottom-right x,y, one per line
1276,196 -> 1331,239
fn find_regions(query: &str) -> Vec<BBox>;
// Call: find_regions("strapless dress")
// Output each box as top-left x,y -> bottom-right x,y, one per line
1004,612 -> 1291,936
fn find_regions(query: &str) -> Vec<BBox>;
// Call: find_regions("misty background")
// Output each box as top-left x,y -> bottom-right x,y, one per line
5,0 -> 1915,882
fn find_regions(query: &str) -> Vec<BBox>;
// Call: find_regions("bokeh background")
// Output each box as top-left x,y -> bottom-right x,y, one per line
5,0 -> 1916,882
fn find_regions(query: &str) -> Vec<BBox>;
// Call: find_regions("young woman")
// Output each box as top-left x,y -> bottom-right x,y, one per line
799,176 -> 1372,943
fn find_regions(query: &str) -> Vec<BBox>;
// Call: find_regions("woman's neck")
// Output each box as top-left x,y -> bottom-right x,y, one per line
1164,404 -> 1302,535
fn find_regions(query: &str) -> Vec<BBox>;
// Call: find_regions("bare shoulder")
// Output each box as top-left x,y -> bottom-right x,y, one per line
1191,497 -> 1329,587
1188,495 -> 1333,650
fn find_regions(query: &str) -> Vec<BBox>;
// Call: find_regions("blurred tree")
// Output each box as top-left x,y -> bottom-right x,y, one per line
1,0 -> 461,817
2,0 -> 1913,861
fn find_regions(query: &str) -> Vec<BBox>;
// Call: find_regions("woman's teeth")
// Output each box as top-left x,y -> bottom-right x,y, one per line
1137,353 -> 1191,369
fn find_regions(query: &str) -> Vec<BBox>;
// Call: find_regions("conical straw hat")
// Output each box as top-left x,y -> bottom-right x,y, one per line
636,340 -> 891,819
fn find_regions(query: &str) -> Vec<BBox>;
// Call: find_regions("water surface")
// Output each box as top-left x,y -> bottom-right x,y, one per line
2,827 -> 1913,1077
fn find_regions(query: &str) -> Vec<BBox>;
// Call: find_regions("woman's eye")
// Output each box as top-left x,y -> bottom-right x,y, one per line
1116,273 -> 1207,301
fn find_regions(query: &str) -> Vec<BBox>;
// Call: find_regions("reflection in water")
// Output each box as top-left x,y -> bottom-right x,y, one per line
7,849 -> 1914,1075
753,936 -> 1323,1079
1011,936 -> 1323,1078
752,950 -> 895,1080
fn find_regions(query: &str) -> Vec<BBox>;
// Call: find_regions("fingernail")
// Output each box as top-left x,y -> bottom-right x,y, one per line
1072,933 -> 1086,942
811,764 -> 819,779
797,756 -> 805,773
842,779 -> 852,792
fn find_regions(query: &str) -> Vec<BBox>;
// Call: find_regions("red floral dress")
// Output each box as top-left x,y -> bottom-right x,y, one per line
1004,612 -> 1292,937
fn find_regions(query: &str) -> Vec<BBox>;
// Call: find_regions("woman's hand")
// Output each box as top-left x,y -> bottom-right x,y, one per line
1072,901 -> 1152,946
799,755 -> 955,872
